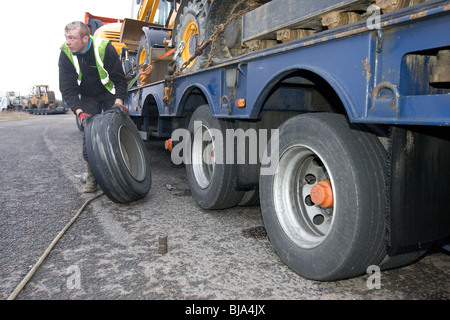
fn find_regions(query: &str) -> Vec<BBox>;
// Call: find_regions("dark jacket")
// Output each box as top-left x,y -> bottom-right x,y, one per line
59,41 -> 127,114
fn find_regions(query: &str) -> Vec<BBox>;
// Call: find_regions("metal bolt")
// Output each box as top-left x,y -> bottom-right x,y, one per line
158,235 -> 168,254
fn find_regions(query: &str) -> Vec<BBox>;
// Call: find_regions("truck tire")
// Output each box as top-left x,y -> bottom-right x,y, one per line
137,28 -> 170,66
238,189 -> 260,207
137,35 -> 150,66
76,114 -> 84,131
185,105 -> 244,209
201,0 -> 258,66
259,113 -> 387,281
85,110 -> 152,203
379,251 -> 428,270
37,99 -> 45,109
173,0 -> 207,72
48,91 -> 55,103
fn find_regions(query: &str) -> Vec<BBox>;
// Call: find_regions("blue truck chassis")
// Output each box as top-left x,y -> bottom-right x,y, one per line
124,0 -> 450,280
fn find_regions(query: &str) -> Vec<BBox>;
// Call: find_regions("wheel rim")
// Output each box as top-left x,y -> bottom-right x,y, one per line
273,145 -> 336,249
181,20 -> 199,68
118,125 -> 147,182
139,47 -> 148,66
192,123 -> 215,189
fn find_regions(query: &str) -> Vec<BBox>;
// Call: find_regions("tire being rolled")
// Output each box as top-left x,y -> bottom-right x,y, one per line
76,114 -> 84,132
85,110 -> 152,203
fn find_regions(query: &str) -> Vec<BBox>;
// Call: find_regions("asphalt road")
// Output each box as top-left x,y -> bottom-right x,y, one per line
0,114 -> 448,301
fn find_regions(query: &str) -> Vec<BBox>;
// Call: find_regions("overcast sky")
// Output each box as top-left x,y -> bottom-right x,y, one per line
0,0 -> 133,99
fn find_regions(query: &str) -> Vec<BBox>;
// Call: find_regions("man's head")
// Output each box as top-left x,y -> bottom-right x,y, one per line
64,21 -> 91,53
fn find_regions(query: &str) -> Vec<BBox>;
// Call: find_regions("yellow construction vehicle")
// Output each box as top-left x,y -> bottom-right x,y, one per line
25,85 -> 67,114
121,0 -> 177,51
29,85 -> 55,109
119,0 -> 179,86
84,12 -> 126,54
84,1 -> 178,87
90,1 -> 259,87
88,0 -> 437,89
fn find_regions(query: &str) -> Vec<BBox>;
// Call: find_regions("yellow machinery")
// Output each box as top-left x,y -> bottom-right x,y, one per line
118,0 -> 257,85
93,22 -> 126,54
29,85 -> 55,109
88,1 -> 259,86
120,0 -> 176,51
85,12 -> 126,54
120,0 -> 178,86
85,1 -> 178,86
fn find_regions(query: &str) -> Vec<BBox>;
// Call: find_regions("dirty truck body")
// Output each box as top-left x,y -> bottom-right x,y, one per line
123,0 -> 450,281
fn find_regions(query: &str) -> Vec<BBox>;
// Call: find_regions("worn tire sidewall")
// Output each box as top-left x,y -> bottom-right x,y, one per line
86,111 -> 152,203
76,115 -> 84,132
260,113 -> 386,281
185,105 -> 243,209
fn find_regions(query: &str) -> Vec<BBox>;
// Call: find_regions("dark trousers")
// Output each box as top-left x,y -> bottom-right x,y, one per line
81,92 -> 116,161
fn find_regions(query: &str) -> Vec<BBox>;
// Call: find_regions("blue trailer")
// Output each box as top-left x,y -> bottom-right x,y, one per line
123,0 -> 450,280
24,98 -> 68,115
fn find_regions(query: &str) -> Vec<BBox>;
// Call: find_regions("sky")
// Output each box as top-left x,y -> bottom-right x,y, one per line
0,0 -> 133,99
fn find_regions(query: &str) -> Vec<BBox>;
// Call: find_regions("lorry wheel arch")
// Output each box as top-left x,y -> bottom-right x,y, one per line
177,84 -> 212,116
255,67 -> 350,118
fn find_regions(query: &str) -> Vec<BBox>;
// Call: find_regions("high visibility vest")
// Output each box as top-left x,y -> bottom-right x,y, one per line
61,36 -> 115,94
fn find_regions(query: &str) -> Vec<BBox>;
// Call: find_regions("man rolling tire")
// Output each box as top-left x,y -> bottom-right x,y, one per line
58,21 -> 128,193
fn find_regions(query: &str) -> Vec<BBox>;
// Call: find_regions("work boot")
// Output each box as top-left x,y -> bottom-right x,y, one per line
83,161 -> 98,193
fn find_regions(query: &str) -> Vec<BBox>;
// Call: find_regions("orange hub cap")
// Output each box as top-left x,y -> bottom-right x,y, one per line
310,180 -> 333,208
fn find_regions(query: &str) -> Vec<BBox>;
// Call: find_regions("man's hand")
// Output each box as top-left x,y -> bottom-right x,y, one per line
112,103 -> 129,115
78,112 -> 91,128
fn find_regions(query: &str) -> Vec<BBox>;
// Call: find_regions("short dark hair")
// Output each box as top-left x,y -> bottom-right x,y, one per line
65,21 -> 90,38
